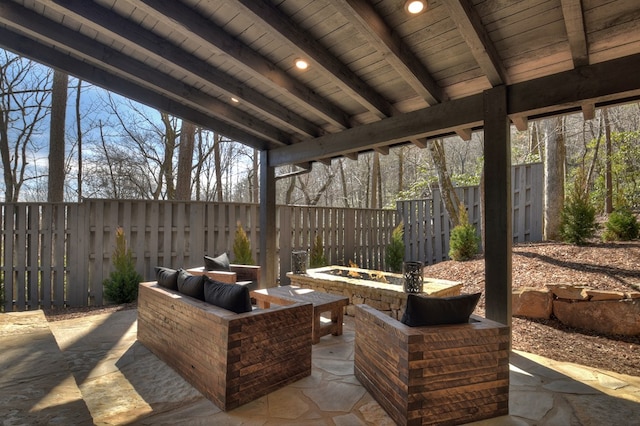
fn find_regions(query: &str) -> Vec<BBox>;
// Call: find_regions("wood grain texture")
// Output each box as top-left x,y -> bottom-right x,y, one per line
137,282 -> 312,411
354,304 -> 509,426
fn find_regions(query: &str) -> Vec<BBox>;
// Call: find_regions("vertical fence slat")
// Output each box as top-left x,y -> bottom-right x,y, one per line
40,204 -> 52,308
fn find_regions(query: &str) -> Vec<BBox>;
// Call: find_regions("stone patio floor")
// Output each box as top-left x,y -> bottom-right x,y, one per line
1,309 -> 639,425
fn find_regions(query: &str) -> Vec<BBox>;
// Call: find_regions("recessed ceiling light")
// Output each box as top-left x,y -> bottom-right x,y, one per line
231,97 -> 239,103
295,58 -> 309,70
405,0 -> 426,14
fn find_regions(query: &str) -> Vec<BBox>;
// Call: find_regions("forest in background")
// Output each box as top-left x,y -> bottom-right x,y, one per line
2,51 -> 639,218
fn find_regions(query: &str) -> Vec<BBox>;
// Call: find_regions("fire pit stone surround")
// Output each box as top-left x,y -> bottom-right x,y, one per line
287,266 -> 462,320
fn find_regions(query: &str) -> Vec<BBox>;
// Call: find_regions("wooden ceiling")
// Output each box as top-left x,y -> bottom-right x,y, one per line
1,0 -> 640,169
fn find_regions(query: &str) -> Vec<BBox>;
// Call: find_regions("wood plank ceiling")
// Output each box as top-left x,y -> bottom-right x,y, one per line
1,0 -> 639,169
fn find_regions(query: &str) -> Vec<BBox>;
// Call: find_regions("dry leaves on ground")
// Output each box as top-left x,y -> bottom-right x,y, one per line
424,241 -> 640,377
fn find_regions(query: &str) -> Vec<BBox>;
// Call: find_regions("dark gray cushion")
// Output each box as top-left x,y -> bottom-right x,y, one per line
177,269 -> 206,301
204,253 -> 230,271
203,277 -> 252,314
400,292 -> 482,327
155,266 -> 179,291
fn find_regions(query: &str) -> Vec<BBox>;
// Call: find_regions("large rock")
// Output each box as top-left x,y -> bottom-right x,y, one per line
586,289 -> 625,301
553,299 -> 640,336
547,284 -> 590,300
512,287 -> 553,319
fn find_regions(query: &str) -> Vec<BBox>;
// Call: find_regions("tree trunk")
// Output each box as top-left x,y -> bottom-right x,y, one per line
175,120 -> 195,200
214,132 -> 223,202
338,159 -> 350,208
396,147 -> 405,193
529,121 -> 540,159
47,70 -> 68,202
75,79 -> 83,201
603,108 -> 613,213
427,139 -> 461,227
160,112 -> 176,200
543,117 -> 565,240
252,149 -> 259,203
371,151 -> 380,208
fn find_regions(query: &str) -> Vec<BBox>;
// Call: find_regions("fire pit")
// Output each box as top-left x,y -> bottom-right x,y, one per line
287,266 -> 462,319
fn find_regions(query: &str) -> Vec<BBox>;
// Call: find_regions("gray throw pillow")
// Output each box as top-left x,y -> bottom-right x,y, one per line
204,252 -> 231,271
177,269 -> 206,301
155,266 -> 179,291
203,277 -> 252,314
400,292 -> 481,327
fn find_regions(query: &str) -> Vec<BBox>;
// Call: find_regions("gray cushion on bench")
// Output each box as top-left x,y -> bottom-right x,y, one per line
400,292 -> 481,326
203,277 -> 252,314
155,266 -> 179,291
177,269 -> 206,301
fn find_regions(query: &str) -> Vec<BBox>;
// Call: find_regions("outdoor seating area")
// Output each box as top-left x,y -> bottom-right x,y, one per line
2,307 -> 639,425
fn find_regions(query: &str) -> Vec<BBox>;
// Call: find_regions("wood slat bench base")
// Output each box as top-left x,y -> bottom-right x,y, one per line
137,282 -> 312,411
354,304 -> 510,426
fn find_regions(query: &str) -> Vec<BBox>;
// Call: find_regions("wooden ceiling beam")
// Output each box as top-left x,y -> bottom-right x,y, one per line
0,2 -> 290,146
336,0 -> 445,105
270,53 -> 640,166
443,0 -> 508,86
269,95 -> 484,166
561,0 -> 589,68
43,0 -> 321,139
136,0 -> 352,130
455,128 -> 473,141
374,146 -> 390,155
0,27 -> 272,150
232,0 -> 394,118
510,116 -> 528,131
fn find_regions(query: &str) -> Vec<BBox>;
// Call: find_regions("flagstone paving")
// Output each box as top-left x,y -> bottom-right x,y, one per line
1,308 -> 639,425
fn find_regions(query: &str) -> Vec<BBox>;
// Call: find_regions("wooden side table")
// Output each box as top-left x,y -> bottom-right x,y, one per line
251,286 -> 349,344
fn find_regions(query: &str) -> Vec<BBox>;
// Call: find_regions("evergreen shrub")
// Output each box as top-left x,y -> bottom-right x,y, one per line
310,233 -> 327,268
385,223 -> 404,273
233,223 -> 255,264
560,174 -> 597,245
603,208 -> 639,241
448,204 -> 479,261
103,227 -> 141,304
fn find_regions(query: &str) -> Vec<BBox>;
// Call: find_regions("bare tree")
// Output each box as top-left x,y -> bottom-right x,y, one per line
0,52 -> 51,202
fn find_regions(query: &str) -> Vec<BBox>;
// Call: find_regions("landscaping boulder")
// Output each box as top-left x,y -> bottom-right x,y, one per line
512,287 -> 553,319
553,299 -> 640,336
547,284 -> 590,300
585,289 -> 625,301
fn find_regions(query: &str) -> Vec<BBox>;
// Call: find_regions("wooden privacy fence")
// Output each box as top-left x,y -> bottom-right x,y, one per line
399,163 -> 543,265
0,200 -> 397,311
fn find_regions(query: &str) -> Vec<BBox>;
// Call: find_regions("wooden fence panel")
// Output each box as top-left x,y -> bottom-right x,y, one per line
401,163 -> 543,266
0,165 -> 539,311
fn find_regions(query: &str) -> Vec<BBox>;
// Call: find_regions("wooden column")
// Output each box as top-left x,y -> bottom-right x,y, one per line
259,150 -> 277,288
483,86 -> 512,328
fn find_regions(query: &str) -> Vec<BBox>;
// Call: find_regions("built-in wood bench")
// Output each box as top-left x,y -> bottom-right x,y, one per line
354,304 -> 510,426
137,281 -> 313,411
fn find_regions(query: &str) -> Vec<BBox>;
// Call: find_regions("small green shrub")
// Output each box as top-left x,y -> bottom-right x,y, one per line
603,208 -> 639,241
560,175 -> 597,245
448,204 -> 479,261
309,233 -> 327,268
385,223 -> 404,273
103,227 -> 141,304
233,222 -> 255,265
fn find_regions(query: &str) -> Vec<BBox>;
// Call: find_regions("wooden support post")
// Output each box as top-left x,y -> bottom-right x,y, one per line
260,150 -> 277,288
483,86 -> 512,329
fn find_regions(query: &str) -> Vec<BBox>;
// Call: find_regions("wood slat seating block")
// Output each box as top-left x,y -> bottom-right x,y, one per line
137,281 -> 312,411
354,304 -> 510,426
